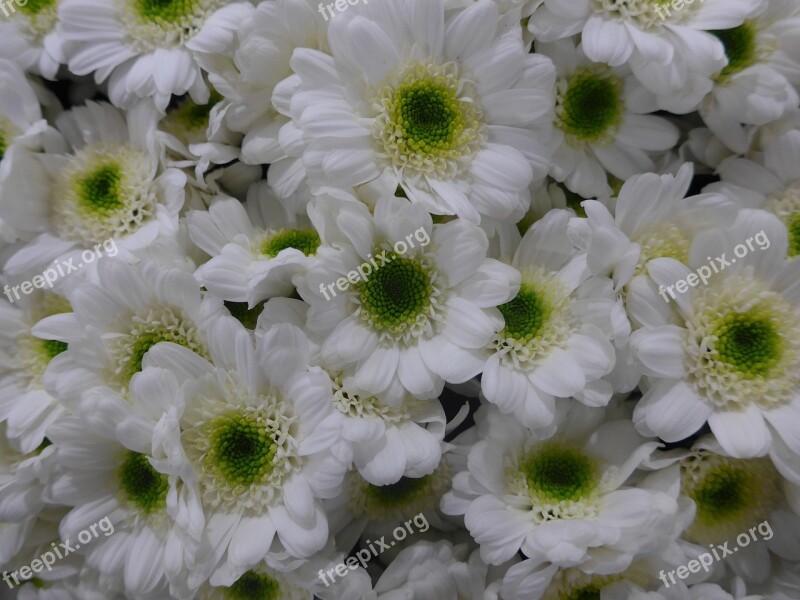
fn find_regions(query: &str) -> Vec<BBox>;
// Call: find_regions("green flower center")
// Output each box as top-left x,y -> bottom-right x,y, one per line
524,442 -> 599,504
712,309 -> 783,378
260,229 -> 320,258
374,62 -> 484,178
225,571 -> 281,600
565,588 -> 601,600
712,23 -> 758,78
365,475 -> 432,512
206,411 -> 279,488
56,144 -> 157,243
357,254 -> 435,337
119,313 -> 205,384
118,451 -> 169,515
161,91 -> 223,145
0,133 -> 6,162
18,0 -> 56,16
224,301 -> 265,330
134,0 -> 197,23
39,339 -> 68,360
499,286 -> 552,343
557,68 -> 623,143
77,163 -> 125,214
681,451 -> 780,543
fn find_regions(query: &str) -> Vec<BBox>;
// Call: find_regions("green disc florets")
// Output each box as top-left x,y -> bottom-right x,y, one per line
118,450 -> 169,515
260,229 -> 321,258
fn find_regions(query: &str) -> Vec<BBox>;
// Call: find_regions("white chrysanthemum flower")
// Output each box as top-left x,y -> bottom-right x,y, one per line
156,89 -> 242,181
45,384 -> 182,597
630,209 -> 800,474
287,0 -> 555,223
442,403 -> 678,569
539,38 -> 678,198
707,129 -> 800,260
501,550 -> 686,600
569,164 -> 738,323
1,101 -> 186,277
0,291 -> 71,453
187,182 -> 321,309
697,0 -> 800,153
136,320 -> 345,586
481,209 -> 618,428
0,59 -> 66,243
0,424 -> 57,525
527,0 -> 764,113
258,297 -> 448,487
29,259 -> 228,405
56,0 -> 252,110
198,0 -> 330,199
295,194 -> 519,401
675,443 -> 800,583
0,0 -> 64,79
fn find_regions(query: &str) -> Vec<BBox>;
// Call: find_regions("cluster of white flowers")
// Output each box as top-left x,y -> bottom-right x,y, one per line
0,0 -> 799,598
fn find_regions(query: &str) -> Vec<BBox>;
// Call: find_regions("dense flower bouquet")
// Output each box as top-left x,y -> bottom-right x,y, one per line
0,0 -> 799,598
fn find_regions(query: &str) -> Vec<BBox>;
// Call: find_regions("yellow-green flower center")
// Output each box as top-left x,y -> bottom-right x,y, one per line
118,450 -> 169,515
686,278 -> 800,409
681,450 -> 780,544
121,0 -> 227,51
634,224 -> 690,275
260,229 -> 320,258
113,306 -> 207,384
493,272 -> 574,368
56,143 -> 158,243
712,22 -> 759,79
373,62 -> 484,180
350,465 -> 450,521
556,67 -> 624,145
224,570 -> 281,600
161,91 -> 223,145
712,310 -> 782,378
356,253 -> 440,343
206,411 -> 279,488
524,442 -> 598,504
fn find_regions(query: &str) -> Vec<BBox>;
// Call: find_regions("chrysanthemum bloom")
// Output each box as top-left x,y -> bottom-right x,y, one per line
0,291 -> 71,453
675,440 -> 800,583
481,209 -> 618,428
56,0 -> 252,110
286,0 -> 555,223
30,259 -> 228,406
539,38 -> 678,198
569,164 -> 738,326
442,403 -> 678,570
2,101 -> 187,277
527,0 -> 764,114
135,321 -> 346,587
630,210 -> 800,473
295,194 -> 519,401
0,0 -> 64,79
187,182 -> 322,309
45,382 -> 181,597
0,59 -> 66,243
199,0 -> 331,199
696,0 -> 800,153
707,129 -> 800,260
